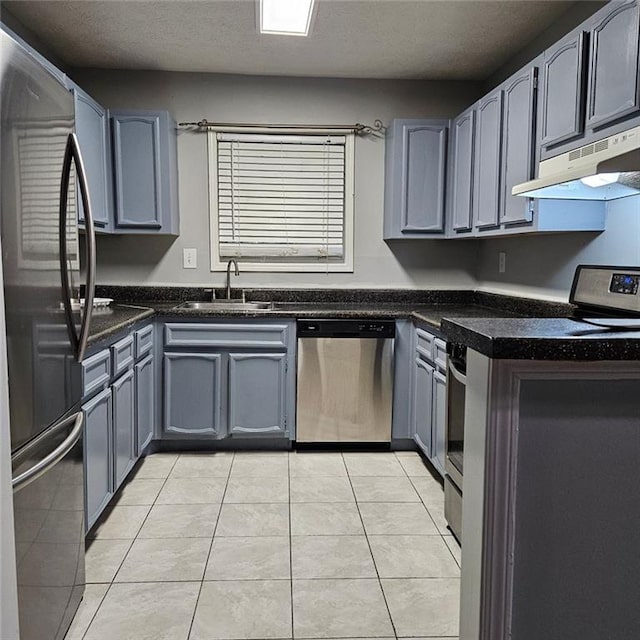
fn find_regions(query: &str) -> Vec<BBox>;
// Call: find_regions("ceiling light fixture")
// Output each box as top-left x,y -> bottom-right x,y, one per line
259,0 -> 315,36
579,173 -> 621,188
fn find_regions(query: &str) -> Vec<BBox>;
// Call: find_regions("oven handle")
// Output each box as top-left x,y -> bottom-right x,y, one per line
447,359 -> 467,386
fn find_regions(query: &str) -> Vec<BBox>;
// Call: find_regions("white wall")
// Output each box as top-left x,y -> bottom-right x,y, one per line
476,196 -> 640,302
72,69 -> 482,289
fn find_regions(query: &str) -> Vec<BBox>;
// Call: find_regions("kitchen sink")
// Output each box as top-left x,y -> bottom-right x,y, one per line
175,300 -> 273,311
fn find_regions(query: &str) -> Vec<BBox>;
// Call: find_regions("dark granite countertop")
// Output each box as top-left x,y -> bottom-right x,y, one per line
441,317 -> 640,360
87,304 -> 155,345
88,286 -> 640,361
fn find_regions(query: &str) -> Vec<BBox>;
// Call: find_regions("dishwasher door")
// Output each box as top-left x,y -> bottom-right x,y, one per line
297,336 -> 394,443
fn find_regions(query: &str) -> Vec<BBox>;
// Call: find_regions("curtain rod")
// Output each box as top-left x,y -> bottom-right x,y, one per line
177,118 -> 385,136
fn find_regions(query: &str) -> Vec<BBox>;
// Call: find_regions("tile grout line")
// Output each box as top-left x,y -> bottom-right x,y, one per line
81,452 -> 181,640
288,452 -> 294,640
342,451 -> 399,640
186,451 -> 235,640
405,472 -> 462,570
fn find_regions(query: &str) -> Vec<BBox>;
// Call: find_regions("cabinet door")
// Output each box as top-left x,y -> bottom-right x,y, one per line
83,387 -> 113,531
400,123 -> 447,233
432,369 -> 447,476
228,353 -> 287,436
412,356 -> 434,457
73,87 -> 111,229
540,31 -> 588,149
451,108 -> 475,232
473,91 -> 503,229
112,368 -> 135,490
500,67 -> 537,225
587,0 -> 640,130
111,112 -> 164,230
164,353 -> 223,437
135,354 -> 154,456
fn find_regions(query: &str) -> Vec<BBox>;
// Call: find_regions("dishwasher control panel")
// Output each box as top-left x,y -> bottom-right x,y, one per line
297,319 -> 396,339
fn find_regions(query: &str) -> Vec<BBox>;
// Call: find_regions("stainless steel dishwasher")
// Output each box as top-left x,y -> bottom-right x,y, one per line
296,319 -> 395,443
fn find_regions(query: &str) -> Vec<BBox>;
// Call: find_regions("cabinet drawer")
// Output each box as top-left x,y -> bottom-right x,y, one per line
164,323 -> 289,349
415,328 -> 435,361
434,339 -> 447,372
81,349 -> 111,398
135,324 -> 154,360
111,334 -> 135,377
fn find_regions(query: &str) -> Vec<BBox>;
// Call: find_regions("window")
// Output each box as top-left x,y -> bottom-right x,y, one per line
208,130 -> 354,272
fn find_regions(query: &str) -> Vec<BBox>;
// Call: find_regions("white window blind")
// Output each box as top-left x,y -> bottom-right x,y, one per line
209,130 -> 354,272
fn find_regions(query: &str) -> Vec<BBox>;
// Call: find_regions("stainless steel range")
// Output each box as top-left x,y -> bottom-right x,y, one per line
570,264 -> 640,327
443,264 -> 640,543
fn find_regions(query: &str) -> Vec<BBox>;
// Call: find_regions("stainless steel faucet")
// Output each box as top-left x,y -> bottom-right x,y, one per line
225,258 -> 239,300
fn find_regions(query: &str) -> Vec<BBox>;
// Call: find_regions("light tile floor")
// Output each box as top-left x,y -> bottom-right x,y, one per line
68,451 -> 461,640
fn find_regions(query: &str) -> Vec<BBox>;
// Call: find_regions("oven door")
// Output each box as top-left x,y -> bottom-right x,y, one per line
445,357 -> 466,489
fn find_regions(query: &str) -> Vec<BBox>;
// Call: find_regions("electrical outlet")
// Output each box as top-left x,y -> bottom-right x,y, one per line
183,248 -> 197,269
498,251 -> 507,274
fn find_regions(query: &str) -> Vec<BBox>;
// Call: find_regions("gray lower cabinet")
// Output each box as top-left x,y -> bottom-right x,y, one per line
112,368 -> 135,490
83,322 -> 155,531
162,321 -> 295,440
228,352 -> 287,436
135,353 -> 155,455
384,118 -> 449,239
83,387 -> 113,531
111,110 -> 179,235
411,327 -> 447,477
413,354 -> 434,457
164,352 -> 223,437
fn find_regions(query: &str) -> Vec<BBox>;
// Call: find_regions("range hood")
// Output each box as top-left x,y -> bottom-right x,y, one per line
513,125 -> 640,200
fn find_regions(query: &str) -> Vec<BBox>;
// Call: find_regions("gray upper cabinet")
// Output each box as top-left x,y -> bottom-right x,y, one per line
111,110 -> 179,235
228,353 -> 287,436
473,91 -> 503,230
540,31 -> 587,150
73,86 -> 112,229
500,66 -> 537,225
384,119 -> 449,239
164,352 -> 223,437
587,0 -> 640,130
450,107 -> 475,234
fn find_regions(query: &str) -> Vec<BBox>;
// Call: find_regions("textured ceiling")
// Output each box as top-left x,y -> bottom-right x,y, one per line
4,0 -> 577,80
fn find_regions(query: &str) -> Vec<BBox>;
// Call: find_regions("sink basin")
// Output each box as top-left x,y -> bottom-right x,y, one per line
176,301 -> 273,311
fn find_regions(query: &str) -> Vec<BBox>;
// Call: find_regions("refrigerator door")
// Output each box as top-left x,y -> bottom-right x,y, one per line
11,409 -> 85,640
1,29 -> 81,451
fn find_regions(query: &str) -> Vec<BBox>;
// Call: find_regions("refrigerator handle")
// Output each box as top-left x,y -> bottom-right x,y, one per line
60,132 -> 96,362
11,411 -> 83,493
59,133 -> 79,356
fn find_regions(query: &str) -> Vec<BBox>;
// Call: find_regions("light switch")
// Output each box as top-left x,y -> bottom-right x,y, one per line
183,248 -> 197,269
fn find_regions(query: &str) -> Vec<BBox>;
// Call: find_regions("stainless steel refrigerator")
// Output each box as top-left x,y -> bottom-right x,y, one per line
1,28 -> 96,640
